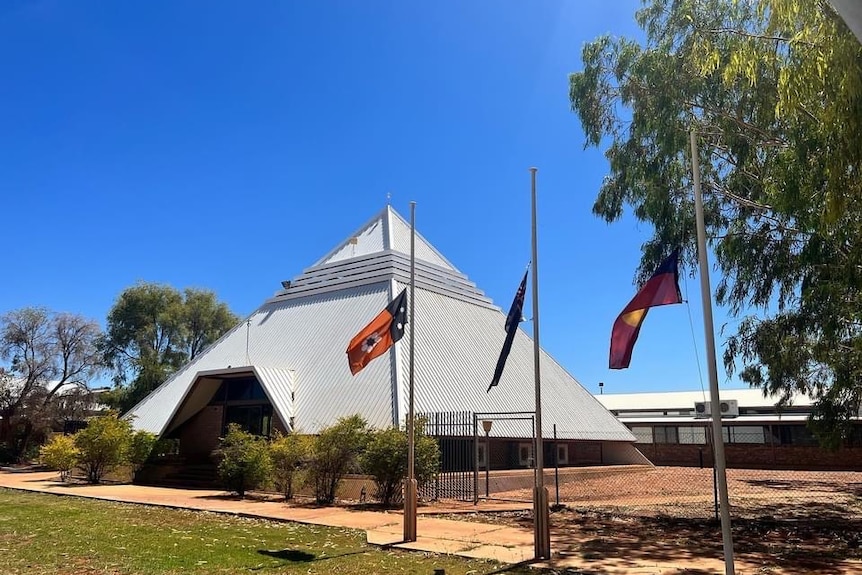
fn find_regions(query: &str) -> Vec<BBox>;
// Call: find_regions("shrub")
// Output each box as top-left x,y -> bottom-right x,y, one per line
307,415 -> 369,504
269,431 -> 311,500
73,413 -> 134,484
151,437 -> 180,458
360,419 -> 440,506
215,424 -> 272,498
128,430 -> 158,475
39,434 -> 79,482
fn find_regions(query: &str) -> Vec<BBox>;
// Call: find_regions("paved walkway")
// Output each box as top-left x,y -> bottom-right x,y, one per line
1,470 -> 859,574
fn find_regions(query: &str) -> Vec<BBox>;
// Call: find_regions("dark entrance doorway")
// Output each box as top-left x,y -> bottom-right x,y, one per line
209,375 -> 274,437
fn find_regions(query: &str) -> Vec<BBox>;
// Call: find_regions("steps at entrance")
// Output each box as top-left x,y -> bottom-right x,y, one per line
152,463 -> 218,488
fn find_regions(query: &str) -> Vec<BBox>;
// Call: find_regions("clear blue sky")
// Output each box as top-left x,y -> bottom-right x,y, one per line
0,0 -> 744,394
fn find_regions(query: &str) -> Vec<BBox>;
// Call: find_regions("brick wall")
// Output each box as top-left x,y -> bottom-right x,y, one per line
571,442 -> 602,465
177,405 -> 223,460
637,442 -> 862,471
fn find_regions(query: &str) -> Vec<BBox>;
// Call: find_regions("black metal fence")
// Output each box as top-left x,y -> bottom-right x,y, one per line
418,414 -> 862,525
419,411 -> 475,502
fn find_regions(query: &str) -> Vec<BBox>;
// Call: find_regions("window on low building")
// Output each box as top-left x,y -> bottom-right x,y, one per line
556,444 -> 569,465
629,426 -> 654,443
722,426 -> 766,444
654,426 -> 679,444
518,443 -> 533,467
678,426 -> 707,444
774,425 -> 819,446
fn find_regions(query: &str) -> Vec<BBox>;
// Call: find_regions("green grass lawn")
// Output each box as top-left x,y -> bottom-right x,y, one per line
0,488 -> 538,575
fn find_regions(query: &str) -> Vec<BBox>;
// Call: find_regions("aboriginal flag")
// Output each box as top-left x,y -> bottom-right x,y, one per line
347,289 -> 408,375
488,270 -> 528,392
609,248 -> 682,369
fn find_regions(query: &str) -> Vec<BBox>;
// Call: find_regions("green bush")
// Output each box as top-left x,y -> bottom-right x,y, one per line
128,430 -> 158,475
151,437 -> 180,458
307,415 -> 369,504
269,431 -> 311,500
39,434 -> 79,482
215,424 -> 273,498
360,418 -> 440,506
73,413 -> 134,484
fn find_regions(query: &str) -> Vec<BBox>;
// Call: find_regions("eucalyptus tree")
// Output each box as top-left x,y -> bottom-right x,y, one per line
569,0 -> 862,445
0,307 -> 103,461
102,282 -> 238,413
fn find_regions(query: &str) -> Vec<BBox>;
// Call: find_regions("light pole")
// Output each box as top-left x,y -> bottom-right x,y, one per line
482,420 -> 493,498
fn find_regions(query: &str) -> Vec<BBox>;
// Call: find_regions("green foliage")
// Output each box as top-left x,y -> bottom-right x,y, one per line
101,283 -> 239,413
360,418 -> 440,506
39,434 -> 79,481
269,431 -> 311,500
128,430 -> 158,473
73,413 -> 134,484
151,437 -> 180,458
569,0 -> 862,446
307,415 -> 370,504
215,424 -> 273,498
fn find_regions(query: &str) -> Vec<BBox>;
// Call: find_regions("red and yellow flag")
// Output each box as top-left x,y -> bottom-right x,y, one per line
346,289 -> 408,375
610,249 -> 682,369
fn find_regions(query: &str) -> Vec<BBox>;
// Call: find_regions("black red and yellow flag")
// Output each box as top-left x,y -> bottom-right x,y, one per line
347,289 -> 408,375
609,248 -> 682,369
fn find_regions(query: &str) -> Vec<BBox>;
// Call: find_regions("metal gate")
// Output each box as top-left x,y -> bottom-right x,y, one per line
419,411 -> 476,502
419,410 -> 537,503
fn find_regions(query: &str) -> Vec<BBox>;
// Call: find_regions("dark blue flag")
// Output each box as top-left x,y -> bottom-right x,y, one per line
488,270 -> 528,392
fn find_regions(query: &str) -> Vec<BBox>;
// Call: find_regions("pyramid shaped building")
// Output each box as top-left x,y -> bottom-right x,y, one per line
127,207 -> 644,467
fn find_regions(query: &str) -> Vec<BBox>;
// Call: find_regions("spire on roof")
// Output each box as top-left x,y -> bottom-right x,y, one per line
313,206 -> 457,271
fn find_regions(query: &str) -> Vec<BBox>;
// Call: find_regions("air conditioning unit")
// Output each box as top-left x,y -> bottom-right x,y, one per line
694,399 -> 739,418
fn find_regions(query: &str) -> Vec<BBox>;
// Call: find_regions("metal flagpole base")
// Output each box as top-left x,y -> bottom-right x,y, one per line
533,486 -> 551,559
403,478 -> 418,542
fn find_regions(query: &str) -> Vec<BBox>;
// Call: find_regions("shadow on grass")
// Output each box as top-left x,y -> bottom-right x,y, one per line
257,549 -> 315,561
194,492 -> 281,503
256,548 -> 367,563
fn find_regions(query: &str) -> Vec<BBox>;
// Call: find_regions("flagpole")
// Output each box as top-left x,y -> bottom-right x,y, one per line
690,130 -> 735,575
529,167 -> 551,559
404,201 -> 418,542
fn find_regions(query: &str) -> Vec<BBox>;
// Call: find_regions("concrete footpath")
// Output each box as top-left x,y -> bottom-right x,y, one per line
1,470 -> 858,574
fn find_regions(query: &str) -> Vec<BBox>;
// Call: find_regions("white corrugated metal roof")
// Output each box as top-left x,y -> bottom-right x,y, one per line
126,207 -> 635,444
619,414 -> 811,425
831,0 -> 862,44
594,389 -> 816,412
314,206 -> 455,271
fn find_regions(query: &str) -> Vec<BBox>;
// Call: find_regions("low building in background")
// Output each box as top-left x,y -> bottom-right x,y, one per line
595,389 -> 862,471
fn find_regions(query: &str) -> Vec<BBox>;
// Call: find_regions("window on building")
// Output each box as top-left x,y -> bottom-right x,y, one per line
774,425 -> 819,446
518,443 -> 533,467
224,404 -> 273,437
678,426 -> 707,444
722,426 -> 766,444
556,444 -> 569,465
629,426 -> 654,443
209,375 -> 274,437
477,443 -> 487,468
654,426 -> 679,444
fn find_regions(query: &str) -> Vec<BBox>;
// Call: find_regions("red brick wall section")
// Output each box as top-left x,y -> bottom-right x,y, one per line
572,442 -> 602,465
637,442 -> 862,471
177,405 -> 223,459
488,440 -> 507,470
